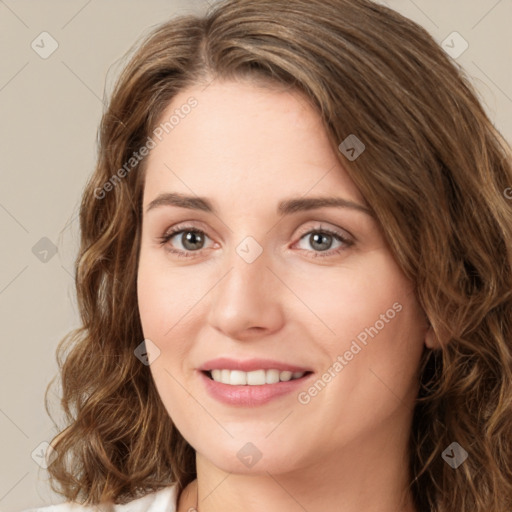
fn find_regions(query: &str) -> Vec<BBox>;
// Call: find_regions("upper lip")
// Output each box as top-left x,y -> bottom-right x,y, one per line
198,357 -> 313,373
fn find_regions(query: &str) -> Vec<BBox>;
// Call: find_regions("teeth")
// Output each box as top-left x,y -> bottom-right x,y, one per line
247,369 -> 266,385
209,369 -> 306,385
280,371 -> 293,382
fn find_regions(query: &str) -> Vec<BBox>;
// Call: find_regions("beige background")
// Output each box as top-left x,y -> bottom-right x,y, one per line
1,1 -> 511,511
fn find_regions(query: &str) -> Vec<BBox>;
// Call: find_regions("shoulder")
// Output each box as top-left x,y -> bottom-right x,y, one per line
21,484 -> 178,512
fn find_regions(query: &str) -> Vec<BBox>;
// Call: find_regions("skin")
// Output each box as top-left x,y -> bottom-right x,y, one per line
137,79 -> 434,512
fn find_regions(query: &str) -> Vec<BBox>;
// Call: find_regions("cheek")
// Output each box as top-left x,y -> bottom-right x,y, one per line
293,252 -> 413,350
325,261 -> 424,407
137,245 -> 188,330
137,257 -> 197,418
137,247 -> 180,343
137,263 -> 166,338
137,250 -> 208,362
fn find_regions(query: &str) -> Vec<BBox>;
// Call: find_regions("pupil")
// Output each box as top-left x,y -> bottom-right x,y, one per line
183,231 -> 203,250
311,233 -> 331,251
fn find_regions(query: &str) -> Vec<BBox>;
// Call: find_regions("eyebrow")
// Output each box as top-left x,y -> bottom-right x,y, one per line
145,192 -> 374,217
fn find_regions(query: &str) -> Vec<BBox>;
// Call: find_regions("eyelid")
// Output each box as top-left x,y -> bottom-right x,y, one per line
162,219 -> 354,241
294,221 -> 354,242
160,220 -> 218,243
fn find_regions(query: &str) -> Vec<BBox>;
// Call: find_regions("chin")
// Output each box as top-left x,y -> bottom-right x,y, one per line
196,436 -> 308,476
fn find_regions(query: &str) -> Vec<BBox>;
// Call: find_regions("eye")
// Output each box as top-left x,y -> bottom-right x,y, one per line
157,224 -> 213,258
157,223 -> 354,259
294,225 -> 354,258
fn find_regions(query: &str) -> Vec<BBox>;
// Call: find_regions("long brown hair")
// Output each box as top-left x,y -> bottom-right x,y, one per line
45,1 -> 512,510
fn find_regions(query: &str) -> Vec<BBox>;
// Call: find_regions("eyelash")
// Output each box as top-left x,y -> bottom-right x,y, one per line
157,223 -> 354,260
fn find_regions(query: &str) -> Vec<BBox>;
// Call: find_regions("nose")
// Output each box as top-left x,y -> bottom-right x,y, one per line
207,240 -> 286,341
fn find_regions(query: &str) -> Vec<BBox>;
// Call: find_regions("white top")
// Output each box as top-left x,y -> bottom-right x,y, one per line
21,484 -> 178,512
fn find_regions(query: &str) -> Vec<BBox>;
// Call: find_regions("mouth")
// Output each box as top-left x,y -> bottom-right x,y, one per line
199,368 -> 315,407
197,357 -> 315,405
202,369 -> 313,386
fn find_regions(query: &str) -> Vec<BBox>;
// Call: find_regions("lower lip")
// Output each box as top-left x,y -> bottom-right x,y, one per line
199,370 -> 313,407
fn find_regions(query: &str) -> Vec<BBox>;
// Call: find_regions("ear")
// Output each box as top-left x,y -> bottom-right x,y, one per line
424,325 -> 438,349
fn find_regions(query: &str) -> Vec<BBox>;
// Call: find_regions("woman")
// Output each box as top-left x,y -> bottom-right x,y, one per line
24,0 -> 512,511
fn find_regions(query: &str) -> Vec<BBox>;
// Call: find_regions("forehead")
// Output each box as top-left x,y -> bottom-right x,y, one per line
142,80 -> 366,209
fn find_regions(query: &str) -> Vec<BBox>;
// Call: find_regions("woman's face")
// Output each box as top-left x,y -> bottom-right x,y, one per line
137,80 -> 429,476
